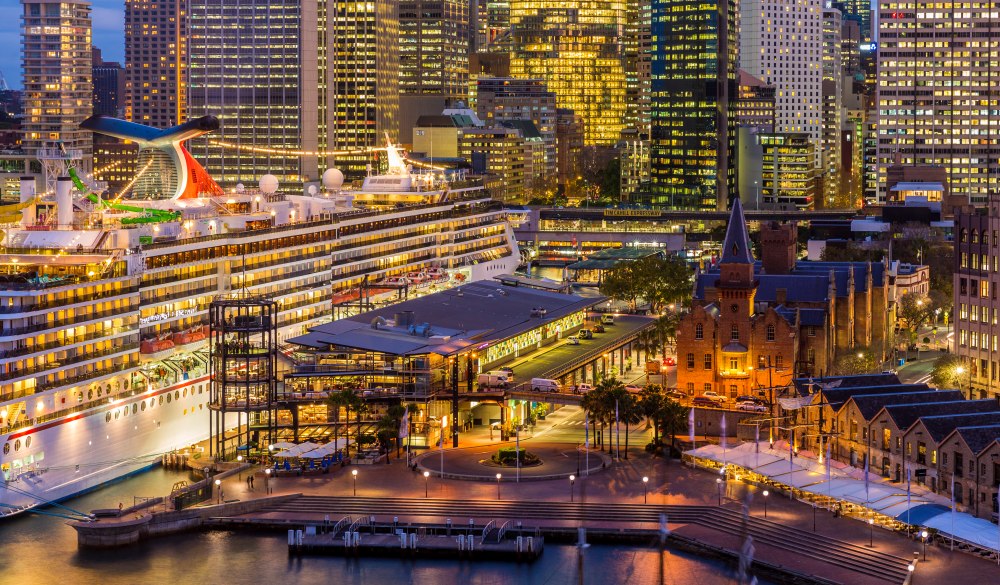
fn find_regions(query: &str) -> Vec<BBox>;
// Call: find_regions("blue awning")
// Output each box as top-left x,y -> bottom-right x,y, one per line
895,503 -> 949,525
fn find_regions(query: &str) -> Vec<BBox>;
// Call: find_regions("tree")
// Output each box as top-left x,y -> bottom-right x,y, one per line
639,384 -> 668,446
634,329 -> 662,373
898,292 -> 931,341
599,255 -> 693,313
335,389 -> 364,455
660,398 -> 689,457
653,313 -> 680,360
581,388 -> 609,452
832,346 -> 879,375
931,354 -> 970,390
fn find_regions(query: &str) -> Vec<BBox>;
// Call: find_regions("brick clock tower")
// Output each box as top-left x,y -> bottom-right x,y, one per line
717,197 -> 758,355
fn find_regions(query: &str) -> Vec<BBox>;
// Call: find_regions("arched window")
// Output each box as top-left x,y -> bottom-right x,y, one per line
972,229 -> 979,244
961,228 -> 968,243
766,324 -> 775,342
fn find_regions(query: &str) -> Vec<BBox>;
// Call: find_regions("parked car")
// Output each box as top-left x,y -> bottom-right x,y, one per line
574,383 -> 594,394
692,396 -> 717,408
664,356 -> 676,366
736,401 -> 767,412
486,369 -> 514,384
593,323 -> 606,333
736,395 -> 757,404
701,391 -> 727,404
666,389 -> 687,400
578,328 -> 594,340
601,314 -> 615,325
531,378 -> 561,393
477,373 -> 509,388
566,336 -> 581,345
624,384 -> 642,393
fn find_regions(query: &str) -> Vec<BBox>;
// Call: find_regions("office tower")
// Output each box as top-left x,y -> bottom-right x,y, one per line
399,0 -> 469,99
125,0 -> 187,127
735,71 -> 776,211
821,8 -> 843,209
876,2 -> 1000,207
649,0 -> 738,210
832,0 -> 872,44
188,0 -> 399,186
618,127 -> 649,202
740,0 -> 823,209
955,198 -> 1000,399
841,18 -> 862,79
476,78 -> 556,180
91,48 -> 124,117
556,109 -> 584,191
509,1 -> 627,146
21,0 -> 93,182
473,0 -> 510,51
624,0 -> 652,135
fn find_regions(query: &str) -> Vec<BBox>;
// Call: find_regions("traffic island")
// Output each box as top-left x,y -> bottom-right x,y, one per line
415,444 -> 610,481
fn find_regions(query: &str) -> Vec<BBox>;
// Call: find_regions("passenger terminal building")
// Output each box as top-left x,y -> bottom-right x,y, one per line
282,279 -> 601,447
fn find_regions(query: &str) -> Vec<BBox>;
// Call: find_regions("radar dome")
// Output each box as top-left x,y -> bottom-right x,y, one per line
306,185 -> 318,195
322,168 -> 345,190
235,183 -> 246,193
259,174 -> 279,194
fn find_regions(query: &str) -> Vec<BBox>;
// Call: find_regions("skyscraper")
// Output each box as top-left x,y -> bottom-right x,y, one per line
740,0 -> 823,209
473,0 -> 510,51
649,0 -> 738,210
21,0 -> 93,175
821,8 -> 843,209
476,78 -> 557,181
832,0 -> 872,44
876,2 -> 1000,206
91,48 -> 124,118
188,0 -> 399,186
399,0 -> 469,99
624,0 -> 652,135
509,1 -> 627,146
125,0 -> 187,127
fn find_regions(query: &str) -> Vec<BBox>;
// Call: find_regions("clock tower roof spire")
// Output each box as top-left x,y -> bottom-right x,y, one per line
720,196 -> 754,266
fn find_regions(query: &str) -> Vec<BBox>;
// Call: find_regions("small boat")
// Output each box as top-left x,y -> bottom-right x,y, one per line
425,267 -> 448,281
405,271 -> 428,284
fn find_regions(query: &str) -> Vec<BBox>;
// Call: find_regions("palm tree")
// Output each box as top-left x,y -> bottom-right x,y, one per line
595,377 -> 626,454
617,390 -> 643,459
326,391 -> 346,450
635,328 -> 661,367
655,313 -> 680,361
336,388 -> 364,455
580,388 -> 608,452
660,398 -> 689,457
639,384 -> 667,446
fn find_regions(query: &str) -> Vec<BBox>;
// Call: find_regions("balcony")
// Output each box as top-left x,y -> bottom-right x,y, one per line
0,340 -> 138,383
0,284 -> 139,314
0,305 -> 139,338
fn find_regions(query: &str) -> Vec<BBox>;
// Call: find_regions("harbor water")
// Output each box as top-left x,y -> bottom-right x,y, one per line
0,467 -> 766,585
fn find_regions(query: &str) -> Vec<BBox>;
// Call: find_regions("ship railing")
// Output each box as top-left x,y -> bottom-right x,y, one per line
0,305 -> 139,338
0,340 -> 139,383
0,284 -> 140,314
0,359 -> 139,402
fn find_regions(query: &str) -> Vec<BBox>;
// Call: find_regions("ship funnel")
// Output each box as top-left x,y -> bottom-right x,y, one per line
56,177 -> 74,227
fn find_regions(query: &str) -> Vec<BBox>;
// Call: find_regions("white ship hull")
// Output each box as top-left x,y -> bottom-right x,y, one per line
0,375 -> 210,517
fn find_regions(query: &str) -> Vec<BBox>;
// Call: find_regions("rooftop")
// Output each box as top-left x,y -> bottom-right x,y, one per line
883,397 -> 996,430
848,390 -> 965,420
289,280 -> 603,357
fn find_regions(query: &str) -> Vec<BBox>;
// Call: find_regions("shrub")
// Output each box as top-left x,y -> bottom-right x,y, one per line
491,447 -> 540,466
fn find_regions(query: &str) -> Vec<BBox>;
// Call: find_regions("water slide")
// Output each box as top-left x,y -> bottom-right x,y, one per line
68,168 -> 180,224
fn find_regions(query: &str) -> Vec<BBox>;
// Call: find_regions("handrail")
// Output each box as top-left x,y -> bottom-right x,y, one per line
348,515 -> 370,534
496,519 -> 511,542
480,519 -> 495,544
332,515 -> 352,537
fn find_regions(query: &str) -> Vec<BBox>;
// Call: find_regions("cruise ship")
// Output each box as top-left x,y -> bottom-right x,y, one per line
0,116 -> 518,516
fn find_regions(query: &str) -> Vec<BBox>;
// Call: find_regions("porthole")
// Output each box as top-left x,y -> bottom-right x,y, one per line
3,443 -> 8,454
141,402 -> 146,411
115,410 -> 120,420
106,413 -> 112,423
25,436 -> 31,448
198,385 -> 203,394
183,388 -> 187,397
132,404 -> 138,415
166,394 -> 172,404
174,391 -> 180,400
88,390 -> 93,400
14,439 -> 20,451
159,396 -> 163,406
183,409 -> 187,415
97,387 -> 102,397
198,404 -> 204,410
123,406 -> 128,417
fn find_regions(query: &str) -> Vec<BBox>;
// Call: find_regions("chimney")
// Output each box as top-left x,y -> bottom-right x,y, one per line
760,221 -> 798,275
776,288 -> 787,305
56,177 -> 73,228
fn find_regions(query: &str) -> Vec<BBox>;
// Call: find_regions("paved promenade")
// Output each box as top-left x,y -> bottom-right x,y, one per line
88,407 -> 1000,583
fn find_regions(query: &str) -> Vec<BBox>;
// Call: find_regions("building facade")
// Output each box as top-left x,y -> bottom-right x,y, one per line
509,0 -> 627,146
21,0 -> 93,173
876,0 -> 1000,206
649,0 -> 737,210
188,0 -> 399,187
399,0 -> 469,99
475,77 -> 556,181
125,0 -> 186,127
91,48 -> 124,118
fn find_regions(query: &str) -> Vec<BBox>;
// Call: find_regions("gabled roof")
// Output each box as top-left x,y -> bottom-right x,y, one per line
914,412 -> 1000,442
885,397 -> 996,431
791,373 -> 902,396
719,197 -> 754,265
848,390 -> 964,421
953,425 -> 1000,455
756,275 -> 831,303
812,384 -> 930,409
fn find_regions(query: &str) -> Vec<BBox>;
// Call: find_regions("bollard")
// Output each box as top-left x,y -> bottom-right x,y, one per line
458,536 -> 465,551
393,516 -> 399,530
409,532 -> 417,549
370,515 -> 376,534
353,531 -> 360,547
288,529 -> 295,546
446,518 -> 452,536
296,530 -> 303,546
344,532 -> 351,548
400,533 -> 407,549
516,536 -> 523,553
467,534 -> 475,551
527,536 -> 534,553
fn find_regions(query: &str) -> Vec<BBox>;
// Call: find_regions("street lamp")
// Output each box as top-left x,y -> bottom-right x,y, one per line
868,518 -> 875,547
642,476 -> 649,504
352,469 -> 358,496
264,468 -> 271,494
569,474 -> 576,502
214,478 -> 222,504
237,454 -> 243,480
716,478 -> 723,506
921,529 -> 929,561
496,473 -> 502,500
423,471 -> 430,498
762,490 -> 769,518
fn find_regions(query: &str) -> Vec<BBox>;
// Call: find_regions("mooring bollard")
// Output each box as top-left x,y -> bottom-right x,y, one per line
446,518 -> 452,536
344,532 -> 351,548
353,531 -> 360,547
467,534 -> 474,551
409,533 -> 417,549
516,536 -> 523,553
288,529 -> 295,547
400,533 -> 407,549
458,536 -> 465,551
527,536 -> 534,553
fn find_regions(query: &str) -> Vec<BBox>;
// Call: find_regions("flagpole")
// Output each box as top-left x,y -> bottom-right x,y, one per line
585,411 -> 590,477
951,475 -> 955,551
789,430 -> 794,500
906,464 -> 912,533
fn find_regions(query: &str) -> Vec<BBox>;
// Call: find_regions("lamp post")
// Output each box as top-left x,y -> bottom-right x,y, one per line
642,476 -> 649,504
237,454 -> 243,481
264,468 -> 271,494
921,529 -> 928,561
496,473 -> 502,500
868,517 -> 875,547
352,469 -> 358,496
214,478 -> 222,504
762,489 -> 769,518
716,477 -> 723,506
569,474 -> 576,502
812,502 -> 817,532
424,471 -> 430,498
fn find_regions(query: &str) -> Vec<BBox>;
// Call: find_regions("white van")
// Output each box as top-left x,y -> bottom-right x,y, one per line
487,369 -> 514,383
530,378 -> 560,393
477,373 -> 508,388
600,314 -> 615,325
